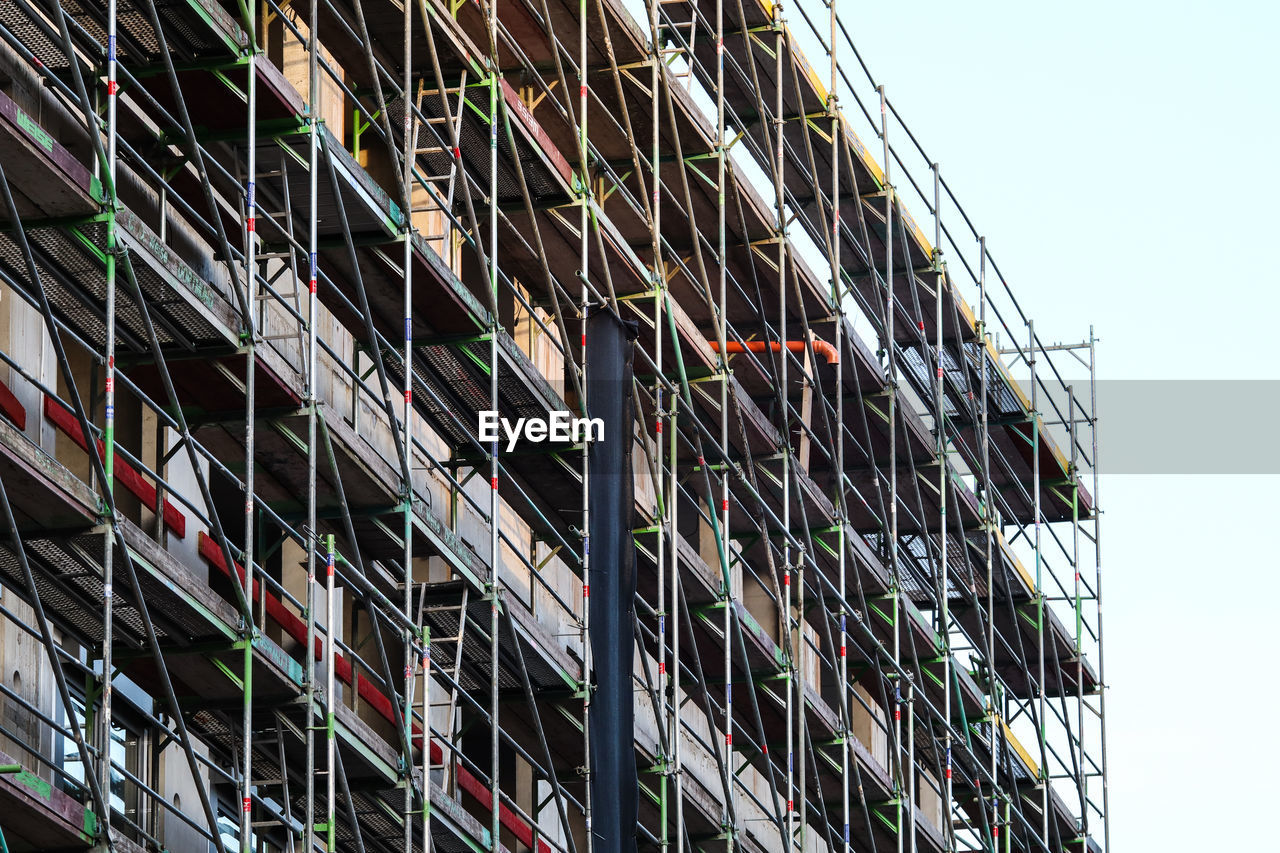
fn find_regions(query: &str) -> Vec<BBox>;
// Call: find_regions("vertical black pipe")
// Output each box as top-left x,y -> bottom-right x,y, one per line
586,309 -> 638,853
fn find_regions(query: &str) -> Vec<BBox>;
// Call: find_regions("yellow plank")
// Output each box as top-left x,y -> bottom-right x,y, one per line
1001,719 -> 1041,779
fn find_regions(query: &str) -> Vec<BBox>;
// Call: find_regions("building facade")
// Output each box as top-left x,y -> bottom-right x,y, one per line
0,1 -> 1105,852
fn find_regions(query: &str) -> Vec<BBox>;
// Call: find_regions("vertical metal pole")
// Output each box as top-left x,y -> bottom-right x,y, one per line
828,10 -> 849,853
577,0 -> 593,842
487,0 -> 502,845
1089,328 -> 1109,852
878,83 -> 903,853
656,18 -> 679,835
305,3 -> 320,848
423,626 -> 432,853
669,374 -> 681,853
797,555 -> 807,843
101,0 -> 118,831
402,2 -> 416,850
978,236 -> 996,852
715,0 -> 734,843
326,534 -> 337,852
1070,384 -> 1085,853
655,23 -> 678,853
647,2 -> 669,848
992,699 -> 1002,852
667,312 -> 681,853
774,7 -> 793,850
932,163 -> 952,852
241,9 -> 259,848
1029,320 -> 1047,850
907,680 -> 916,853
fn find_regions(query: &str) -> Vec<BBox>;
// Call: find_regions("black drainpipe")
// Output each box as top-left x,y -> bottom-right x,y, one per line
586,308 -> 638,853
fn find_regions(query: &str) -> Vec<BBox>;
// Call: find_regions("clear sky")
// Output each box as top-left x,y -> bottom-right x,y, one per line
831,1 -> 1280,848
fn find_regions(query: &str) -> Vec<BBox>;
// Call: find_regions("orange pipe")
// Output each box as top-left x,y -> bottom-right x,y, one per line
710,338 -> 839,365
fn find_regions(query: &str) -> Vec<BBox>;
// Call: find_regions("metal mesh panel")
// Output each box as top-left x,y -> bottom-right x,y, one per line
965,341 -> 1021,416
902,344 -> 963,418
65,0 -> 227,62
0,538 -> 109,643
0,217 -> 233,353
0,5 -> 67,68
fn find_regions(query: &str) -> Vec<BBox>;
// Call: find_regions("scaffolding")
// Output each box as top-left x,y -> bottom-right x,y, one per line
0,1 -> 1106,852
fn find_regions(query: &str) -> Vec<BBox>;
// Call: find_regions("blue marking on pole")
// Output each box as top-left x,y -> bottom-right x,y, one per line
108,35 -> 116,62
309,253 -> 317,280
105,405 -> 114,419
405,317 -> 411,343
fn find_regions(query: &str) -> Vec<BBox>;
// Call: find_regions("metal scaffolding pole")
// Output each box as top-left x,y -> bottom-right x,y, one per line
931,162 -> 953,853
669,326 -> 682,853
326,533 -> 337,852
1070,383 -> 1084,853
486,0 -> 503,850
1030,319 -> 1048,852
878,81 -> 905,853
1090,328 -> 1110,852
576,0 -> 595,846
101,0 -> 118,836
714,0 -> 735,842
241,6 -> 260,849
835,139 -> 854,853
977,233 -> 998,852
771,5 -> 794,850
645,0 -> 672,848
401,2 -> 418,851
830,3 -> 850,849
305,1 -> 321,849
423,625 -> 432,853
